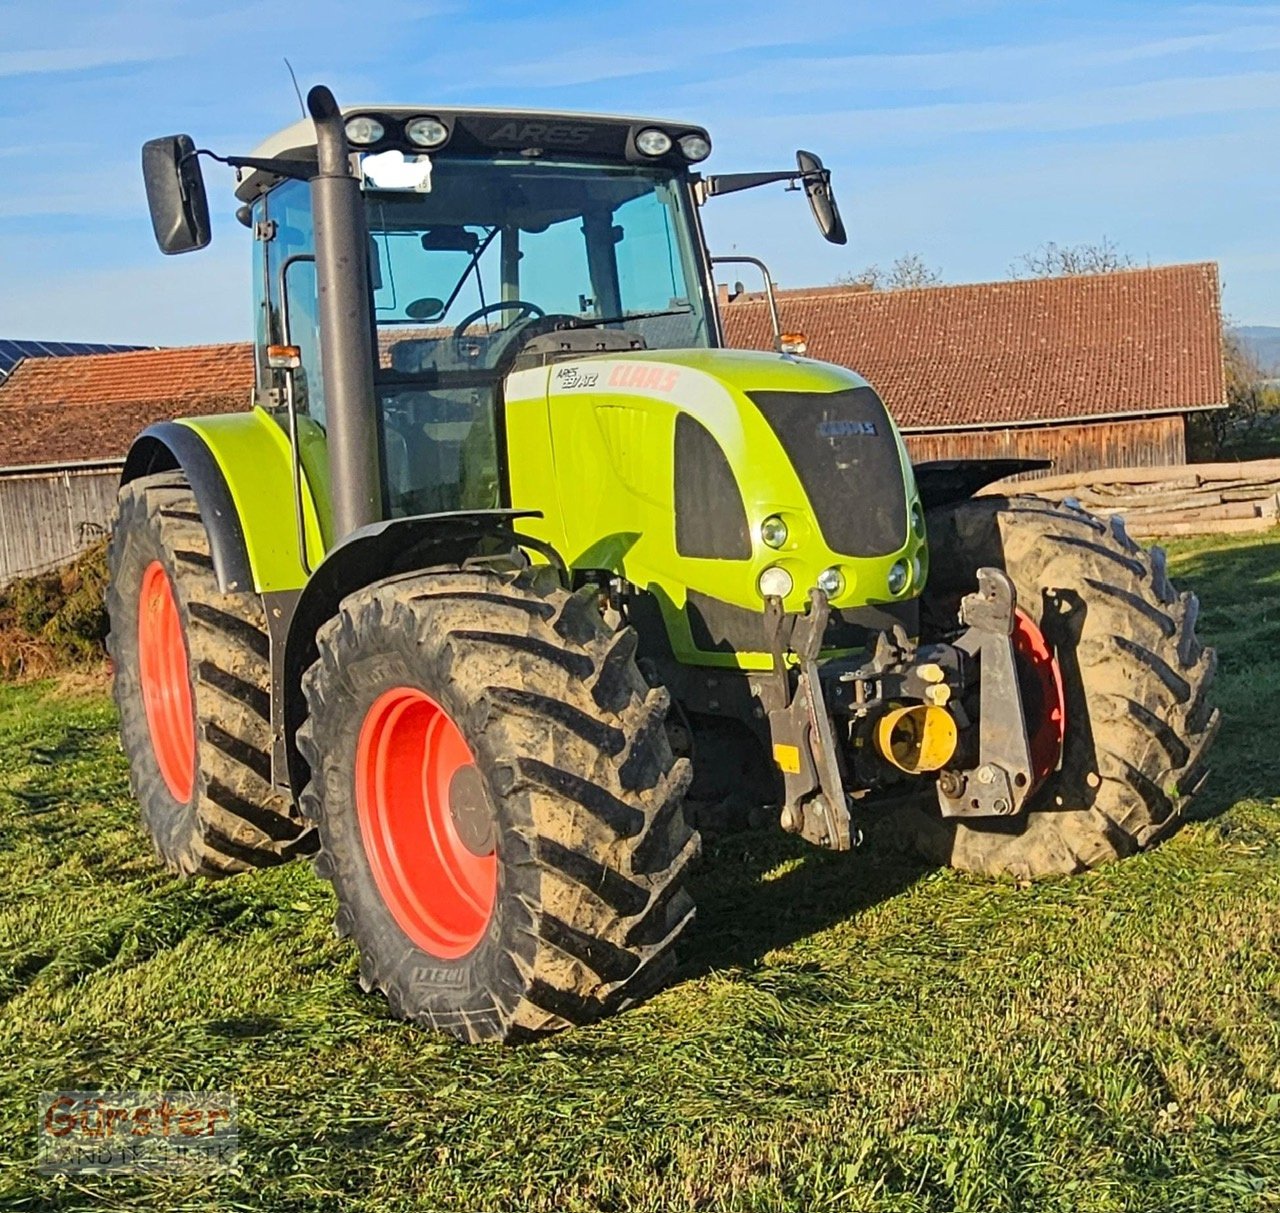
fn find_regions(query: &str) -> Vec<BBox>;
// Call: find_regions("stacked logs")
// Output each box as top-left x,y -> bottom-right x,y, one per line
982,458 -> 1280,538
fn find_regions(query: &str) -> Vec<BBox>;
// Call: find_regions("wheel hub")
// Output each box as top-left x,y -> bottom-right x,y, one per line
137,560 -> 195,803
1012,607 -> 1066,788
448,765 -> 496,856
355,687 -> 497,959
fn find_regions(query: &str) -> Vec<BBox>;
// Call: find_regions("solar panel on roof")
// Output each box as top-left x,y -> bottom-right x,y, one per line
0,339 -> 151,380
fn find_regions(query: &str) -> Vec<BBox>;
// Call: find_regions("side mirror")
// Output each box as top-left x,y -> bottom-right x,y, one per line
796,150 -> 847,246
142,134 -> 211,255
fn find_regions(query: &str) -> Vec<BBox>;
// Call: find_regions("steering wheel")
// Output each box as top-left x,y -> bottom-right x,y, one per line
451,299 -> 545,349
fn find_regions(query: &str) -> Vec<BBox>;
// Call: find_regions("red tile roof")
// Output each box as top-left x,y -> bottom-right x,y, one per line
0,262 -> 1226,469
0,343 -> 254,466
723,263 -> 1226,429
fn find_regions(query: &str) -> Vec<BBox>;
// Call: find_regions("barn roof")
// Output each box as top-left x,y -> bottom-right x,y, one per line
723,262 -> 1226,429
0,338 -> 148,383
0,343 -> 253,467
0,262 -> 1227,469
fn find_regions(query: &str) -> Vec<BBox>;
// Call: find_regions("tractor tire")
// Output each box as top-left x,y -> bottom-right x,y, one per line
297,568 -> 698,1042
900,494 -> 1219,880
107,471 -> 313,876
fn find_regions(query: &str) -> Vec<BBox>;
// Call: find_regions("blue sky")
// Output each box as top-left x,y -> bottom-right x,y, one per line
0,0 -> 1276,345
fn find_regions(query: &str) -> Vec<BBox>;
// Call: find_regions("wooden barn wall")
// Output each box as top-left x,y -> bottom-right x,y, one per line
0,465 -> 121,586
903,415 -> 1187,479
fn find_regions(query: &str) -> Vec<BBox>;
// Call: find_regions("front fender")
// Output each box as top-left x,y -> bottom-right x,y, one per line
279,510 -> 545,797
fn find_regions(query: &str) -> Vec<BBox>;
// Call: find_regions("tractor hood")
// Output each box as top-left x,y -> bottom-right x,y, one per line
504,348 -> 926,668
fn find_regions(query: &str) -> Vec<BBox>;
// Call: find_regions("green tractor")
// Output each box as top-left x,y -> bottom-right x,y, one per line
110,86 -> 1218,1041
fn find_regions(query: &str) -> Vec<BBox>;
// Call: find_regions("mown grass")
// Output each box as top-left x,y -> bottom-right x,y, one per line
1,533 -> 1279,1211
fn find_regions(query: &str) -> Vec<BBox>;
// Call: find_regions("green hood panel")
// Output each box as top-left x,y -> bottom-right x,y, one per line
505,349 -> 924,669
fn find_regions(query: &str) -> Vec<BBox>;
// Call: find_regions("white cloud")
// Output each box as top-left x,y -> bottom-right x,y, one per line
705,70 -> 1280,153
0,45 -> 168,78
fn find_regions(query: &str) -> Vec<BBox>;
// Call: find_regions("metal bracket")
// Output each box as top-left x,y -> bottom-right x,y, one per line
936,567 -> 1035,818
765,589 -> 857,850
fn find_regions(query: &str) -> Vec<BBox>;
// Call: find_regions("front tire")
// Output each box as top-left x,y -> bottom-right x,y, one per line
902,495 -> 1219,880
298,568 -> 698,1042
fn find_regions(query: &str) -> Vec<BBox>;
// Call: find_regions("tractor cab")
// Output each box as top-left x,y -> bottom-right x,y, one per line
235,108 -> 723,520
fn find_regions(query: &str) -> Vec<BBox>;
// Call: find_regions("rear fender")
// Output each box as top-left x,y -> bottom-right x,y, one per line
121,407 -> 328,594
913,458 -> 1052,511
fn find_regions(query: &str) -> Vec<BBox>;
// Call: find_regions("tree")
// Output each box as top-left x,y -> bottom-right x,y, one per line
834,253 -> 942,291
1188,325 -> 1279,458
1009,237 -> 1136,279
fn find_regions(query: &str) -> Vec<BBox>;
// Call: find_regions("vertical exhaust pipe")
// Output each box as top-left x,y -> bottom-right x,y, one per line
307,85 -> 382,540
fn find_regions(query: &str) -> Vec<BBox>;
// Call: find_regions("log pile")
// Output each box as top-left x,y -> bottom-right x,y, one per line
982,459 -> 1280,538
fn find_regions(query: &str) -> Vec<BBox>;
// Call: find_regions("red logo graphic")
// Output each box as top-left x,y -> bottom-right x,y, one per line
608,364 -> 680,394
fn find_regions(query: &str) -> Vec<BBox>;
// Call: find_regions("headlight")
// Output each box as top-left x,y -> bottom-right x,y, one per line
758,565 -> 794,599
405,116 -> 449,149
911,501 -> 926,539
760,515 -> 788,549
344,115 -> 385,145
817,566 -> 845,598
635,127 -> 673,156
679,133 -> 712,162
887,559 -> 910,595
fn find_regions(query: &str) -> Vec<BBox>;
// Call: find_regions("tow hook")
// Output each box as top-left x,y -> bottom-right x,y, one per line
936,568 -> 1036,819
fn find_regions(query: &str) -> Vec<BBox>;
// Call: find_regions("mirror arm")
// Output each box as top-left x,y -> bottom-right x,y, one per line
181,147 -> 318,183
701,167 -> 828,199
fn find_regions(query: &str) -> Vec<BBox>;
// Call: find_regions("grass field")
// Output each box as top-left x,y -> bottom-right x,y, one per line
1,532 -> 1279,1211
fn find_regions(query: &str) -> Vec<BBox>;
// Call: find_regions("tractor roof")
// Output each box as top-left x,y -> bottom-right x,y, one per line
235,105 -> 711,201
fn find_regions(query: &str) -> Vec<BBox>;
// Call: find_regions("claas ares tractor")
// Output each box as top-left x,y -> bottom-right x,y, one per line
110,85 -> 1219,1041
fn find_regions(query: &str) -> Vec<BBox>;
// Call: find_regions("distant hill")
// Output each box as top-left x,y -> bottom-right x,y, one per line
1231,326 -> 1280,375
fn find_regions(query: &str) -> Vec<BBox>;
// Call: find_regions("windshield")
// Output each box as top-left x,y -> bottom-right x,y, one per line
365,155 -> 711,374
260,157 -> 711,521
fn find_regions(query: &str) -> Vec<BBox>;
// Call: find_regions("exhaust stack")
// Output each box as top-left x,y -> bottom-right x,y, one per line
307,85 -> 382,540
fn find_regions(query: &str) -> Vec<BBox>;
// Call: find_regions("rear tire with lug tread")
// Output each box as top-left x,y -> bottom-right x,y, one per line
297,567 -> 698,1042
107,472 -> 314,875
900,494 -> 1219,880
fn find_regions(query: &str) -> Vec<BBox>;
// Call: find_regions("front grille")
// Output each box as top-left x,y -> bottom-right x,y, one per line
748,386 -> 908,557
674,412 -> 751,559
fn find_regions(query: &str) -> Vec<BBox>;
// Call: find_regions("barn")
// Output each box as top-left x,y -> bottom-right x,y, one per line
722,263 -> 1227,474
0,344 -> 251,583
0,262 -> 1228,584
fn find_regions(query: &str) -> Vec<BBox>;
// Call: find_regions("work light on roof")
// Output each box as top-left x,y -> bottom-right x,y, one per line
405,116 -> 449,149
678,133 -> 712,162
635,127 -> 673,156
344,115 -> 385,146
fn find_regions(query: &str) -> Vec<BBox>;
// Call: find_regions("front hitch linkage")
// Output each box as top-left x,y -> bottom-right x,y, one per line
761,590 -> 857,851
935,568 -> 1035,819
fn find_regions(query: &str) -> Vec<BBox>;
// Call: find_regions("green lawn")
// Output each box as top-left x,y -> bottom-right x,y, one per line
2,533 -> 1279,1211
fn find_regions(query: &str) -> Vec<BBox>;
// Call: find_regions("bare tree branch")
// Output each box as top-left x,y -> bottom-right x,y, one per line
834,253 -> 942,291
1009,237 -> 1136,278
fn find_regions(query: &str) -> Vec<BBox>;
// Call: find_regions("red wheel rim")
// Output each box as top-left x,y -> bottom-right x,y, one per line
1012,607 -> 1066,788
138,560 -> 196,803
355,687 -> 497,959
